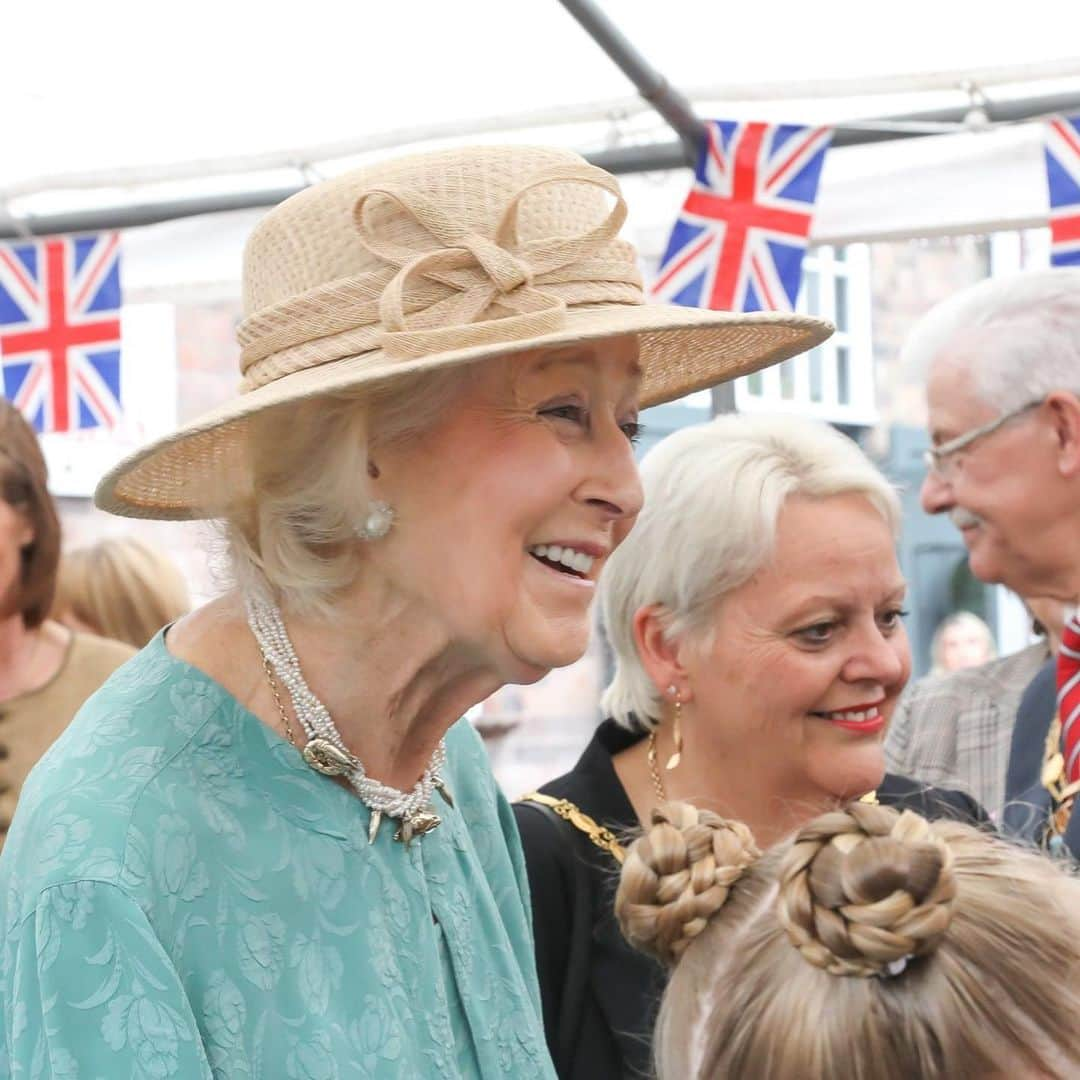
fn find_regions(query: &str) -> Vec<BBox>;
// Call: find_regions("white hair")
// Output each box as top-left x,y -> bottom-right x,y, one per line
599,414 -> 901,731
900,268 -> 1080,412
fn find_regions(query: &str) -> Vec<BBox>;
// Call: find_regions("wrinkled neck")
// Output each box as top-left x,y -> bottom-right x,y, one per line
268,584 -> 501,791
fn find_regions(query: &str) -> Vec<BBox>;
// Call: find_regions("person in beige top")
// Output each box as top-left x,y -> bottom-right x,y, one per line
0,402 -> 132,839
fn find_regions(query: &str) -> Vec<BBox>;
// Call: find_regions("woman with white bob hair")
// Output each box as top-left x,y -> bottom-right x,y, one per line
516,413 -> 987,1079
0,147 -> 828,1077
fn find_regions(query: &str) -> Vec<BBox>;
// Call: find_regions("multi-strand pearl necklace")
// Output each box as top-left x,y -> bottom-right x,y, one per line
246,596 -> 451,845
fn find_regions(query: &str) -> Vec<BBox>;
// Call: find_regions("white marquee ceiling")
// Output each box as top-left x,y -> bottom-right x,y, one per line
6,2 -> 1079,180
5,1 -> 1080,242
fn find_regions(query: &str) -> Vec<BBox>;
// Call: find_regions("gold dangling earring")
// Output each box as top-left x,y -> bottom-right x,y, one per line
666,685 -> 683,771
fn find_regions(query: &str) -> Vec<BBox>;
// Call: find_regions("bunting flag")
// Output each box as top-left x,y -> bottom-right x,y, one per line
1044,114 -> 1080,267
651,119 -> 832,313
0,233 -> 123,433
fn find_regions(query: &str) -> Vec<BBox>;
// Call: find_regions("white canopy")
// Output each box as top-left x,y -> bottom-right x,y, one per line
5,1 -> 1080,242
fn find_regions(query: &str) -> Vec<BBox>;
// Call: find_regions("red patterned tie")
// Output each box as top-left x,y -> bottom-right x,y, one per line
1061,613 -> 1080,783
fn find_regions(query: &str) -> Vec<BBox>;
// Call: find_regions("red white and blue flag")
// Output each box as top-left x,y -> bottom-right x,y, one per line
651,120 -> 832,312
0,233 -> 123,433
1044,114 -> 1080,267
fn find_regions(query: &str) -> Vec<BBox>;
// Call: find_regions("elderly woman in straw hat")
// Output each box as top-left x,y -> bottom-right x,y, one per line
0,146 -> 826,1077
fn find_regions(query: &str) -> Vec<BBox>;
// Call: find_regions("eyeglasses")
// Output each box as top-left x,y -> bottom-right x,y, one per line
923,399 -> 1042,481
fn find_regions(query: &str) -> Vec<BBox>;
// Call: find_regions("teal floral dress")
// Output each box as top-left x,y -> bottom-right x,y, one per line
0,631 -> 556,1079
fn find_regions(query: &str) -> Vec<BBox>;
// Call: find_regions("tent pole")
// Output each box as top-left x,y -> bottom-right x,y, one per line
5,90 -> 1080,239
555,0 -> 705,164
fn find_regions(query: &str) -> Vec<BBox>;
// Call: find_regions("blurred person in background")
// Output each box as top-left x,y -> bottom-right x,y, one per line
0,401 -> 133,843
0,146 -> 826,1076
887,596 -> 1064,820
53,535 -> 190,648
911,268 -> 1080,855
928,609 -> 996,675
616,799 -> 1080,1079
515,414 -> 987,1080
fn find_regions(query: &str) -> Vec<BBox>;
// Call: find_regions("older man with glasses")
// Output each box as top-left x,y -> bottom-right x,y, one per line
905,267 -> 1080,855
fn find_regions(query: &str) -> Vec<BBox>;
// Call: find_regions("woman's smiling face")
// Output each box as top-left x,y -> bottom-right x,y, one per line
683,492 -> 911,803
367,336 -> 644,685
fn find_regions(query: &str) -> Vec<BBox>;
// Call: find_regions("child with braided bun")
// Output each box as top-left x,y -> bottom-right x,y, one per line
617,800 -> 1080,1079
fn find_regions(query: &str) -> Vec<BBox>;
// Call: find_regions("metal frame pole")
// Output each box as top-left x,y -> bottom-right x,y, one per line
5,90 -> 1080,239
555,0 -> 705,164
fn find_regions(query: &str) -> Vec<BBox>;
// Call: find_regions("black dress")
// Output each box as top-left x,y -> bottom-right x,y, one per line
513,719 -> 991,1080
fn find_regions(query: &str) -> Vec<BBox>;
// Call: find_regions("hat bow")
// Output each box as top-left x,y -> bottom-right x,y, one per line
238,162 -> 642,389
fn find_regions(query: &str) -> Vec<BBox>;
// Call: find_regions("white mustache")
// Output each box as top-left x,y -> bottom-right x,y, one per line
949,508 -> 984,530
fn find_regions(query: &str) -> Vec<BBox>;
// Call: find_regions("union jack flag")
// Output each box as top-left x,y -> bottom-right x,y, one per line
1044,114 -> 1080,267
0,233 -> 123,433
651,120 -> 832,312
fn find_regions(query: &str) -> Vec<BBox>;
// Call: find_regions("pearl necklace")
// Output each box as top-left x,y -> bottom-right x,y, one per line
246,596 -> 452,846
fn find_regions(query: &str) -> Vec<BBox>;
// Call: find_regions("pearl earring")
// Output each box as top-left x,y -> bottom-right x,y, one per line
357,500 -> 394,541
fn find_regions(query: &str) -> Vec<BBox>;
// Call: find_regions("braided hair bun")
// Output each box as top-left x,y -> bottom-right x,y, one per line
777,802 -> 956,978
616,801 -> 760,966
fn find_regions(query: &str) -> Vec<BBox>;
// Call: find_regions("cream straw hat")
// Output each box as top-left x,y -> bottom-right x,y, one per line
96,145 -> 832,520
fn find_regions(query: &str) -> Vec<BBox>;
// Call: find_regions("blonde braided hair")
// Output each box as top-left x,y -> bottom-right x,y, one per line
777,802 -> 956,978
615,802 -> 760,966
630,802 -> 1080,1080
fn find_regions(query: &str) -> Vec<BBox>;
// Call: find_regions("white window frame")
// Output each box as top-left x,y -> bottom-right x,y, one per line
734,243 -> 877,426
988,227 -> 1051,275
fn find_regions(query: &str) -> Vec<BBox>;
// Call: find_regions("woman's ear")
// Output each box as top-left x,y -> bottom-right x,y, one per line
631,604 -> 692,703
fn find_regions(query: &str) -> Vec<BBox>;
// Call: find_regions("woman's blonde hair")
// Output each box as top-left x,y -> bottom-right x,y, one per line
54,536 -> 190,648
617,801 -> 1080,1080
599,413 -> 901,731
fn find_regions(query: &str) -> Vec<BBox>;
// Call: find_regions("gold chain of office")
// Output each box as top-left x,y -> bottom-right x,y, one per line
519,792 -> 626,864
1041,716 -> 1080,839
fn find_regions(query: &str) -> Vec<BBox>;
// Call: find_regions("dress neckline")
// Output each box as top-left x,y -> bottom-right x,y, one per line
150,627 -> 386,845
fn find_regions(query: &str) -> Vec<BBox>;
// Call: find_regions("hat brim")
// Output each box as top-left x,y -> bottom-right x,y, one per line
96,303 -> 832,520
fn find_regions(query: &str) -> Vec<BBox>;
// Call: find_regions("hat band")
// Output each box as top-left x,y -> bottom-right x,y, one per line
239,278 -> 642,389
381,303 -> 568,360
237,162 -> 643,391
